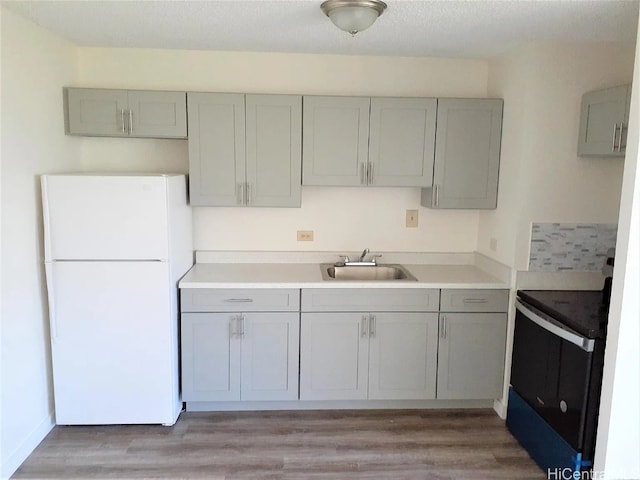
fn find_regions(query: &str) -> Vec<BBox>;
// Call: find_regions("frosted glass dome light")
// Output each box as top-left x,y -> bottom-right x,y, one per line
320,0 -> 387,36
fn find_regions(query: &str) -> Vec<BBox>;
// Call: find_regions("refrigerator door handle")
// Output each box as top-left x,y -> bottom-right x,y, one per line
44,263 -> 58,341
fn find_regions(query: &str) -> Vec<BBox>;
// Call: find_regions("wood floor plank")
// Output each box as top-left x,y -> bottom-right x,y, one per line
12,409 -> 545,480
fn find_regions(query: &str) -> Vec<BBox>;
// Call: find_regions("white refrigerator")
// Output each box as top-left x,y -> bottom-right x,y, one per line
41,173 -> 192,425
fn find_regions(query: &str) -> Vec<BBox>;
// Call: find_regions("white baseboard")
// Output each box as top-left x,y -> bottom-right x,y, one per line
493,398 -> 507,419
1,412 -> 54,480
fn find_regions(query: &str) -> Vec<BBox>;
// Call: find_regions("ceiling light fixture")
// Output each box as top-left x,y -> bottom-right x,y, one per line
320,0 -> 387,36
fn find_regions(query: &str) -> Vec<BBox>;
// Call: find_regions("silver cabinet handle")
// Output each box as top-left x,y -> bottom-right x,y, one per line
369,314 -> 376,338
441,315 -> 447,339
224,298 -> 254,303
128,109 -> 133,134
612,123 -> 618,152
237,183 -> 245,205
239,315 -> 245,336
618,123 -> 626,152
246,183 -> 252,205
434,184 -> 440,207
463,298 -> 488,304
361,315 -> 369,337
120,109 -> 126,134
360,163 -> 365,185
368,162 -> 374,184
229,315 -> 238,337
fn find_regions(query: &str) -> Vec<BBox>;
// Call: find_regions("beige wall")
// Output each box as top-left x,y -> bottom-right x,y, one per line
0,8 -> 80,478
75,48 -> 489,252
479,42 -> 635,269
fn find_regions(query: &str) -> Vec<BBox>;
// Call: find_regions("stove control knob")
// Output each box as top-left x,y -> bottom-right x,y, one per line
560,400 -> 568,413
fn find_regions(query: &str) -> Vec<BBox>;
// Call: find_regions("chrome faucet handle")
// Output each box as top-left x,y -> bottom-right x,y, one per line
336,255 -> 350,266
370,254 -> 383,265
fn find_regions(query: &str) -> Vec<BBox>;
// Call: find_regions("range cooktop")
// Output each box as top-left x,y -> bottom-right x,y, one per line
517,290 -> 609,339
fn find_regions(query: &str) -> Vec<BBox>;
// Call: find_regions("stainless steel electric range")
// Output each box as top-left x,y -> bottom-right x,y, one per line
507,288 -> 609,476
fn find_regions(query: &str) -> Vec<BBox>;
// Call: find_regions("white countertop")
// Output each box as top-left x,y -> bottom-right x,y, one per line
179,262 -> 508,289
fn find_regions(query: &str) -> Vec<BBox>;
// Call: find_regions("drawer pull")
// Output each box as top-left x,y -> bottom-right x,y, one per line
462,298 -> 488,304
224,298 -> 254,303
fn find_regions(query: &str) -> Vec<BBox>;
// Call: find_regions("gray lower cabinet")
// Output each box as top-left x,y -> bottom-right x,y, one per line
436,289 -> 508,400
65,88 -> 187,138
188,93 -> 302,207
299,312 -> 439,401
421,98 -> 503,209
577,84 -> 631,157
181,312 -> 300,402
300,288 -> 440,401
302,96 -> 437,187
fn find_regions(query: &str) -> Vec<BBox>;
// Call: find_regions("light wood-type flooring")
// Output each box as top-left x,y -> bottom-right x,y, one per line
13,409 -> 545,480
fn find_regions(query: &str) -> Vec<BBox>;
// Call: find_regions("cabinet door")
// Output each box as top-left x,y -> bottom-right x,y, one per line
302,96 -> 370,186
368,98 -> 437,187
300,313 -> 369,400
241,313 -> 300,401
66,88 -> 128,136
368,313 -> 438,400
245,95 -> 302,207
436,313 -> 507,400
577,85 -> 629,157
127,90 -> 187,138
423,98 -> 503,209
181,313 -> 241,401
188,92 -> 246,206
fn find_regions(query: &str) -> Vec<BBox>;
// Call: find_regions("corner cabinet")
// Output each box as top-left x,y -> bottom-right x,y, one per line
188,93 -> 302,207
421,98 -> 503,209
65,88 -> 187,138
436,289 -> 508,400
302,96 -> 437,187
577,84 -> 631,157
180,289 -> 300,402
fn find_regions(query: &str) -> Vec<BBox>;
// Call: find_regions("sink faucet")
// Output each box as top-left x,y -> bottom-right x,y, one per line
358,248 -> 370,262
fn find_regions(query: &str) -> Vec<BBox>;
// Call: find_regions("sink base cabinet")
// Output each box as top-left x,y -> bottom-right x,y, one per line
299,312 -> 438,401
181,312 -> 300,402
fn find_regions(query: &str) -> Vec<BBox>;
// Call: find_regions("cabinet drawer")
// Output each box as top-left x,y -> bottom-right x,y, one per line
440,289 -> 508,313
301,289 -> 439,312
181,289 -> 300,312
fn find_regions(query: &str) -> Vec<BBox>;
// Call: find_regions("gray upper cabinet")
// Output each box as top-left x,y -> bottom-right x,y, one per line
577,84 -> 631,157
302,96 -> 437,187
421,98 -> 503,209
368,97 -> 436,187
302,96 -> 370,186
65,88 -> 187,138
188,93 -> 302,207
188,93 -> 246,206
245,95 -> 302,207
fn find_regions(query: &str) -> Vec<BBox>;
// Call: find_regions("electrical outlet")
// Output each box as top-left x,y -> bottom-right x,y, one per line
297,230 -> 314,241
490,237 -> 498,252
406,209 -> 418,228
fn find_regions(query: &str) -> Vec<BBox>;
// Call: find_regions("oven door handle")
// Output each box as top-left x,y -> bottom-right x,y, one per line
515,299 -> 595,352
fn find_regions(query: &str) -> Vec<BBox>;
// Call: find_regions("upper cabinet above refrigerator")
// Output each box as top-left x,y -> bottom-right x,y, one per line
65,88 -> 187,138
577,84 -> 631,157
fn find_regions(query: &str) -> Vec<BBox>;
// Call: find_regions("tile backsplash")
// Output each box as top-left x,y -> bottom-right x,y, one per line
529,223 -> 617,272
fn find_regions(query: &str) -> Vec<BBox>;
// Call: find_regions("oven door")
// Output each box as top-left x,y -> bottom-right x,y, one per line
510,299 -> 594,451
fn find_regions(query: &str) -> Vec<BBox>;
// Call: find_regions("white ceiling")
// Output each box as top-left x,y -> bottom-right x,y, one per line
2,0 -> 638,59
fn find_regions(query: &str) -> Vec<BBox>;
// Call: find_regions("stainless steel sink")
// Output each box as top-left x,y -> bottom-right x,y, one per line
320,263 -> 418,281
